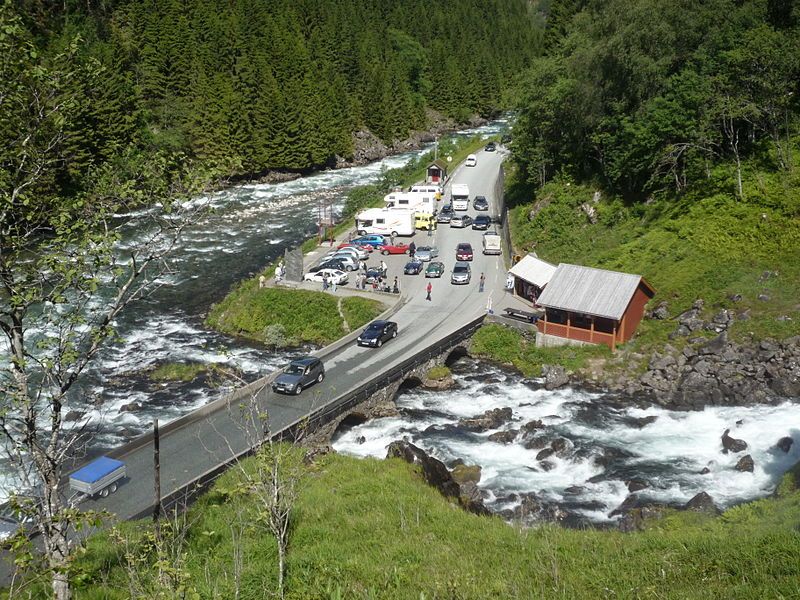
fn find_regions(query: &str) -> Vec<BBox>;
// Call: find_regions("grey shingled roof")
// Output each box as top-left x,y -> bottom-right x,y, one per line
536,264 -> 643,320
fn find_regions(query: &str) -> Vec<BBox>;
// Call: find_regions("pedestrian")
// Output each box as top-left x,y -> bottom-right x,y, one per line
332,277 -> 337,293
322,273 -> 328,291
392,276 -> 399,294
479,272 -> 485,292
380,260 -> 387,274
426,281 -> 432,301
409,241 -> 416,258
505,273 -> 514,291
362,261 -> 368,274
258,275 -> 266,289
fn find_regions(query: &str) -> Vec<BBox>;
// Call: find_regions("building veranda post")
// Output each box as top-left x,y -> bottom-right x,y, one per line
535,264 -> 655,350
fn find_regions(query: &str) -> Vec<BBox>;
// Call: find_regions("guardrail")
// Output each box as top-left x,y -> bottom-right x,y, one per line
144,313 -> 486,519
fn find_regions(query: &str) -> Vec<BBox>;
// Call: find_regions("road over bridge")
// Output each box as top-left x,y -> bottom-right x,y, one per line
1,147 -> 511,581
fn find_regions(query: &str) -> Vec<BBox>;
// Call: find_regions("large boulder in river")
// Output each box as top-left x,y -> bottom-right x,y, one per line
776,436 -> 794,453
721,429 -> 748,454
542,364 -> 569,390
488,429 -> 518,444
451,464 -> 482,484
684,491 -> 719,514
386,441 -> 459,499
458,407 -> 513,432
735,454 -> 755,472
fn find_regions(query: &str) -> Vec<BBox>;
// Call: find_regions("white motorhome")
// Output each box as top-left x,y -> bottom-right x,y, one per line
410,184 -> 443,200
384,191 -> 436,215
482,231 -> 502,255
356,208 -> 415,237
451,183 -> 470,211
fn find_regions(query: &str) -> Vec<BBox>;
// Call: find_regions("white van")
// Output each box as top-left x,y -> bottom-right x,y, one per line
451,183 -> 470,211
465,154 -> 477,167
482,231 -> 502,255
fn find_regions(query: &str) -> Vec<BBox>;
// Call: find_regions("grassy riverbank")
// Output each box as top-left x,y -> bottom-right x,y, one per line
206,285 -> 385,347
61,451 -> 800,598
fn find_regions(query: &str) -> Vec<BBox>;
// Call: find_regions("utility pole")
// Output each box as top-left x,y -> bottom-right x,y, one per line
153,419 -> 161,524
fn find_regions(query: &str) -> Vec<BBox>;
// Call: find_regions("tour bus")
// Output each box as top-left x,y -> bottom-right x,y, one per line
451,183 -> 470,211
355,208 -> 415,237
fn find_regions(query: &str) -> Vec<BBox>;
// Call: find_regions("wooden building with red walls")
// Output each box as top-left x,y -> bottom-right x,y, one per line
535,264 -> 655,350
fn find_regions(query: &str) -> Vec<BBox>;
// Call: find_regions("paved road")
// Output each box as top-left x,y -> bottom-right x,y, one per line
1,146 -> 509,582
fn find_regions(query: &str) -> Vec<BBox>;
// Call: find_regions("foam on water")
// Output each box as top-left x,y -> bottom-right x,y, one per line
333,359 -> 800,525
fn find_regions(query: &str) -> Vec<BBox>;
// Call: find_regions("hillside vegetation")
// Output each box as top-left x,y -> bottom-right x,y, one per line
1,0 -> 542,199
50,452 -> 800,598
506,0 -> 800,348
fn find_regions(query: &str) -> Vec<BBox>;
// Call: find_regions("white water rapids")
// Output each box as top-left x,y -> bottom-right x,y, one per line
333,357 -> 800,526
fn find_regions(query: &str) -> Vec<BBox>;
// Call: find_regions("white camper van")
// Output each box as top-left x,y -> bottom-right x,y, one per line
465,154 -> 477,167
451,183 -> 470,211
410,185 -> 443,200
356,208 -> 415,237
384,192 -> 436,215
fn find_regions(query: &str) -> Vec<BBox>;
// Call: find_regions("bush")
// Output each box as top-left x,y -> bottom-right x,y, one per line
340,297 -> 385,330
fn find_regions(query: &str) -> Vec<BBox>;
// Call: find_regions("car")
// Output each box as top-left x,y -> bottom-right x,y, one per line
272,356 -> 325,395
456,243 -> 474,261
473,196 -> 489,211
472,215 -> 492,230
465,154 -> 477,167
324,249 -> 364,264
357,320 -> 398,347
338,241 -> 374,254
349,234 -> 387,248
414,246 -> 438,262
364,267 -> 388,284
425,261 -> 445,278
311,256 -> 358,272
437,205 -> 454,223
333,245 -> 370,260
377,242 -> 411,255
404,260 -> 424,275
303,269 -> 348,285
484,141 -> 496,152
451,261 -> 472,285
450,215 -> 473,228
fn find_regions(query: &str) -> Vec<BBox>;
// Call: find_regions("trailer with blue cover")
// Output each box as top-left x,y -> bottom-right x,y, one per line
69,456 -> 126,498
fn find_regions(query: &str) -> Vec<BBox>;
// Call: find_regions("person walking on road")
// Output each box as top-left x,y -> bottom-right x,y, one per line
479,272 -> 485,292
426,281 -> 432,301
332,277 -> 337,293
322,273 -> 329,291
380,260 -> 387,274
409,241 -> 416,258
392,276 -> 399,294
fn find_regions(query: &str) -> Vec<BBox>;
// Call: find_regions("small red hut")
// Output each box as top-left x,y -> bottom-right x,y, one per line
426,160 -> 448,184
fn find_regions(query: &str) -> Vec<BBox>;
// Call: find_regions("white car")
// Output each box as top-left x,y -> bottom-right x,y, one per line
304,269 -> 349,285
325,248 -> 364,263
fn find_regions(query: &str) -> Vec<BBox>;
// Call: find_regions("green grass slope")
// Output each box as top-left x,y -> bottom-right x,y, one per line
206,284 -> 385,347
507,157 -> 800,347
68,452 -> 800,599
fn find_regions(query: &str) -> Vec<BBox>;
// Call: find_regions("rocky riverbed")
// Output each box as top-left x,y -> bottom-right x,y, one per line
332,355 -> 800,530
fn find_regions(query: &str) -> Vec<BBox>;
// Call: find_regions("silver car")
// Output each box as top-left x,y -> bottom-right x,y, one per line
451,261 -> 471,285
450,215 -> 473,228
414,246 -> 439,262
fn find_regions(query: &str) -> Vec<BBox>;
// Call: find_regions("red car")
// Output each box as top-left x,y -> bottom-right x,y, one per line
338,242 -> 373,253
456,242 -> 474,261
377,243 -> 410,255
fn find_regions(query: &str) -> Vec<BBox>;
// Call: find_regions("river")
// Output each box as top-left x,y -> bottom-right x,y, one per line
332,356 -> 800,526
0,120 -> 509,498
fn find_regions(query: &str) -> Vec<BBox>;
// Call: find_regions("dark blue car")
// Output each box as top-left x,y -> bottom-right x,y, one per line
404,260 -> 424,275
